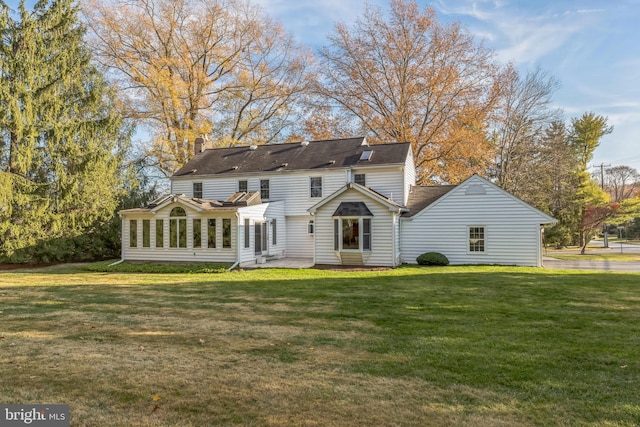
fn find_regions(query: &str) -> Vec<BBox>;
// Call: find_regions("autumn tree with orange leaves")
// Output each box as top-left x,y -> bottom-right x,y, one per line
83,0 -> 313,176
312,0 -> 507,184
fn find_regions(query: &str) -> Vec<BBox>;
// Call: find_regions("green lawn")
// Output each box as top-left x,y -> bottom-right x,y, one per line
1,265 -> 639,426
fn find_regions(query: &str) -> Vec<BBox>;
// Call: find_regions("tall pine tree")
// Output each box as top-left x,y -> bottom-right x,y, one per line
0,0 -> 130,262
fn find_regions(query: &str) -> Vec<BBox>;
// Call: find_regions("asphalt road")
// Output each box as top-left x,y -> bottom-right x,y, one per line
543,240 -> 640,272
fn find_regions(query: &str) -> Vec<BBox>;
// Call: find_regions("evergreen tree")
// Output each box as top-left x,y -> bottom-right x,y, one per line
0,0 -> 131,262
569,112 -> 612,249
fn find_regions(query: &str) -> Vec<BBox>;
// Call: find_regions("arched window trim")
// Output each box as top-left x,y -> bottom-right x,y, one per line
170,206 -> 187,217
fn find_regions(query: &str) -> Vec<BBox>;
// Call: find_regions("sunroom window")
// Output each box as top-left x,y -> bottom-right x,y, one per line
169,207 -> 187,248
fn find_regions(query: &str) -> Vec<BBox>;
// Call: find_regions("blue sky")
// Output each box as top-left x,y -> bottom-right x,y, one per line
7,0 -> 640,173
254,0 -> 640,172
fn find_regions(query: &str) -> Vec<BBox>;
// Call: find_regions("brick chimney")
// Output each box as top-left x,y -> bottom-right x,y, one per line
194,137 -> 205,155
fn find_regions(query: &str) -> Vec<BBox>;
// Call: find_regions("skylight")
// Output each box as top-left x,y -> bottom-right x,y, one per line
359,150 -> 372,161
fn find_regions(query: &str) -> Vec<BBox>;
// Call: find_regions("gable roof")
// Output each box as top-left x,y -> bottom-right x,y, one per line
173,137 -> 411,178
404,174 -> 557,224
308,182 -> 406,214
403,185 -> 457,217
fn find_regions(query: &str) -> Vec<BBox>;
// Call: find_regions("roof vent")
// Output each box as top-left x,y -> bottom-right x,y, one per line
231,166 -> 238,170
249,145 -> 258,151
301,140 -> 309,147
361,137 -> 369,146
359,150 -> 373,161
328,160 -> 335,165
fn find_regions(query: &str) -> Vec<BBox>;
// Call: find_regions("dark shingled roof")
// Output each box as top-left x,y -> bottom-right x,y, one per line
332,202 -> 374,217
173,137 -> 411,177
403,185 -> 457,217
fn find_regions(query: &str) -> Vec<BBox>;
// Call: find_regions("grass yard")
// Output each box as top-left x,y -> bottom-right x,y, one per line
1,265 -> 639,426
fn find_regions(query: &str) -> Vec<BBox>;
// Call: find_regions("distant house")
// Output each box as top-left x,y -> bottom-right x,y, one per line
119,137 -> 556,267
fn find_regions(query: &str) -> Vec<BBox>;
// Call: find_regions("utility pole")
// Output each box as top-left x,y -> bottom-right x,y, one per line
594,163 -> 611,248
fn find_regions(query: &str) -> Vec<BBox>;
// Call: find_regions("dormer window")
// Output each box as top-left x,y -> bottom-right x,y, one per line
359,150 -> 372,161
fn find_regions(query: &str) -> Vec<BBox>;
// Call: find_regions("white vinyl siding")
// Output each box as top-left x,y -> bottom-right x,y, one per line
170,163 -> 407,216
350,167 -> 405,204
403,149 -> 416,205
400,176 -> 553,267
313,189 -> 396,266
237,201 -> 286,265
285,215 -> 314,258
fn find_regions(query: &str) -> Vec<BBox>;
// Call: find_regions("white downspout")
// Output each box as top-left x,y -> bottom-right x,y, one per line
392,211 -> 399,267
310,213 -> 316,265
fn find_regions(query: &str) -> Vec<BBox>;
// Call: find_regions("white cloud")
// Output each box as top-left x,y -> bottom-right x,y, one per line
433,1 -> 602,64
576,9 -> 606,14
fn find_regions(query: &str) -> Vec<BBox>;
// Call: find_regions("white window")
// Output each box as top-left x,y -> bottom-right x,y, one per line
354,174 -> 366,186
207,219 -> 216,248
260,179 -> 269,200
272,219 -> 277,245
310,177 -> 322,198
129,219 -> 137,248
333,217 -> 372,251
155,219 -> 164,248
223,218 -> 232,248
239,180 -> 248,193
469,226 -> 485,252
193,219 -> 202,248
142,219 -> 150,247
193,182 -> 203,198
169,207 -> 187,248
244,218 -> 250,248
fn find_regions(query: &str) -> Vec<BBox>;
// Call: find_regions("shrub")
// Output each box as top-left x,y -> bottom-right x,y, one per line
416,252 -> 449,266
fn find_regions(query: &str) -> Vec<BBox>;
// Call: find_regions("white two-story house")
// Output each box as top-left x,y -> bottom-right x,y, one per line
119,137 -> 556,267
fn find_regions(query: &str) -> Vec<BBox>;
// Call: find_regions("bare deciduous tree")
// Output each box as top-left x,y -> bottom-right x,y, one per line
314,0 -> 506,183
83,0 -> 313,176
605,165 -> 640,202
491,66 -> 562,194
